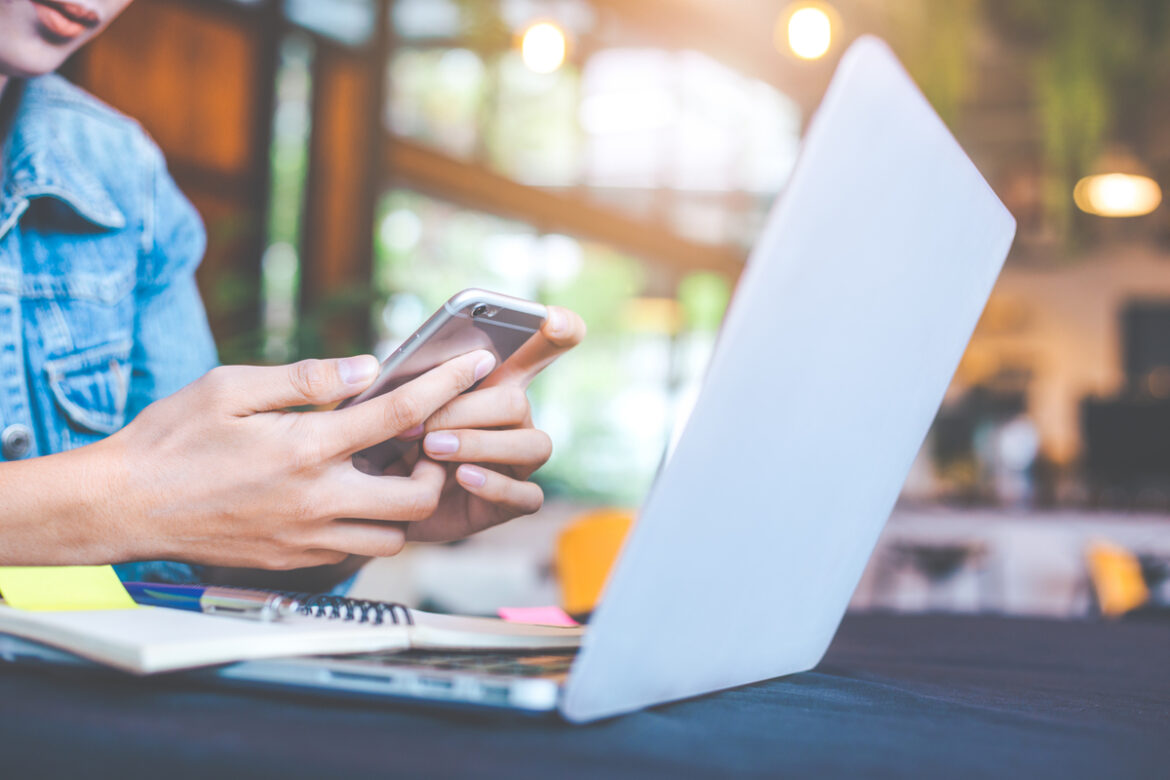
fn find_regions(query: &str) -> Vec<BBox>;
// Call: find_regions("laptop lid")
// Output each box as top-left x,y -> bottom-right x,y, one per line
561,37 -> 1016,723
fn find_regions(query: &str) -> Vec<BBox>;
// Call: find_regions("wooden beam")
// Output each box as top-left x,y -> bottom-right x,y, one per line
384,137 -> 746,278
299,3 -> 392,356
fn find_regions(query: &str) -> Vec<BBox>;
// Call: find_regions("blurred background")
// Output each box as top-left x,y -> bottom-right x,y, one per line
64,0 -> 1170,620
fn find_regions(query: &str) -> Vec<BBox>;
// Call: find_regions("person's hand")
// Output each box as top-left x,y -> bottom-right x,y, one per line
101,350 -> 496,569
397,305 -> 586,542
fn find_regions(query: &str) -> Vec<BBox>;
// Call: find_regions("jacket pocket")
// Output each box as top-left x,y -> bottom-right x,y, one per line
21,234 -> 138,358
43,339 -> 133,435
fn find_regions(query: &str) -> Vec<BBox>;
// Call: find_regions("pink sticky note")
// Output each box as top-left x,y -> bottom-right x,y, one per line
497,606 -> 580,627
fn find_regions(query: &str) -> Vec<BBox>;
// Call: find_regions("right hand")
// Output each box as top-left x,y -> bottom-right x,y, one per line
100,350 -> 495,570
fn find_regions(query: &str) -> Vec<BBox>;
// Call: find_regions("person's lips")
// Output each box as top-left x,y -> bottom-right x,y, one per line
31,0 -> 101,41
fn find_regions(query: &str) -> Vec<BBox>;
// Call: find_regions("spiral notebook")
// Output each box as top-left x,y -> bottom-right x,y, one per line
0,592 -> 582,675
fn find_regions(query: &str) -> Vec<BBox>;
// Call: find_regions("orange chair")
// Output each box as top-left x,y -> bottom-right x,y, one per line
1085,540 -> 1150,617
555,509 -> 635,616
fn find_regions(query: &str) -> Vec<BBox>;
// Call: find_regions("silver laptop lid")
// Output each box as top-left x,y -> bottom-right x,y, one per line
561,37 -> 1016,722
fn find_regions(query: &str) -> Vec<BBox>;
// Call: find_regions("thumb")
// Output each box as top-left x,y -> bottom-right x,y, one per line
216,356 -> 380,414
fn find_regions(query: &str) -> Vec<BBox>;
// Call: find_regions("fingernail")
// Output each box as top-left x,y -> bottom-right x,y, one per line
400,423 -> 424,439
547,308 -> 566,336
473,351 -> 496,381
424,432 -> 459,454
338,355 -> 378,386
458,465 -> 486,488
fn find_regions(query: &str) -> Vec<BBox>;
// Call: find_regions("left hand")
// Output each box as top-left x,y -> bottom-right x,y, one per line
395,305 -> 586,542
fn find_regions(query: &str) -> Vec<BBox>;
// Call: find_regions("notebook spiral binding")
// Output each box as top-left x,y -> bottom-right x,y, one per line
274,592 -> 414,626
207,584 -> 414,626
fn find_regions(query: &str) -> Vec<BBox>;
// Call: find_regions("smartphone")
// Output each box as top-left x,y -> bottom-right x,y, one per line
338,289 -> 548,475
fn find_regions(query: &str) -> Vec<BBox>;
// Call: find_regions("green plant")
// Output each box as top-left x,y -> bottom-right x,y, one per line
988,0 -> 1170,235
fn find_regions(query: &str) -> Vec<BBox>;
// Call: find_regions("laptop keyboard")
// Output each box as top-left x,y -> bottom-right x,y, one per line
329,650 -> 577,677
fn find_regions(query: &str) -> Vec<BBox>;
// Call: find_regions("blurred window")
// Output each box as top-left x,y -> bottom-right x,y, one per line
387,48 -> 488,160
261,33 -> 314,362
386,12 -> 802,249
285,0 -> 376,47
487,52 -> 581,187
392,0 -> 462,39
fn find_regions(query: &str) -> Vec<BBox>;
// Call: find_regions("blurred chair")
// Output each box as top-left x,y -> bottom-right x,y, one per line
1085,540 -> 1151,617
1082,398 -> 1170,508
1138,553 -> 1170,608
555,509 -> 634,616
870,540 -> 994,613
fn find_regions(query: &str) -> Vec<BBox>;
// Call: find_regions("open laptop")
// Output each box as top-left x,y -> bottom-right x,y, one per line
27,37 -> 1011,722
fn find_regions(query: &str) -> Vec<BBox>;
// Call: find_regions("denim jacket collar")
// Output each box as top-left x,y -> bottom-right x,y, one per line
1,77 -> 127,239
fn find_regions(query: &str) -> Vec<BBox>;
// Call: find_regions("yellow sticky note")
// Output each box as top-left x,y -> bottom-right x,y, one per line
0,566 -> 138,611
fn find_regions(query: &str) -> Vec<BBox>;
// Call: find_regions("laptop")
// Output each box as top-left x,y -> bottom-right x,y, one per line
77,36 -> 1018,722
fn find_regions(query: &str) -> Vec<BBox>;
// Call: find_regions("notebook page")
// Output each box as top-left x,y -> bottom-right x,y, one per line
0,604 -> 407,673
408,610 -> 583,650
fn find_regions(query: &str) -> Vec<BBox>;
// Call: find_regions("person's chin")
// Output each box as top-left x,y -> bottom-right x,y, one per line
0,37 -> 81,79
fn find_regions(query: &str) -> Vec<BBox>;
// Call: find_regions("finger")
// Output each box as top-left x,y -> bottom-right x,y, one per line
423,428 -> 552,467
332,457 -> 448,522
455,465 -> 544,518
203,357 -> 381,415
308,521 -> 407,559
416,386 -> 531,435
321,350 -> 495,456
482,306 -> 585,388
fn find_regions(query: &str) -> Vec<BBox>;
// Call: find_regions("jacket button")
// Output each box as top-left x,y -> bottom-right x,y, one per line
2,424 -> 33,460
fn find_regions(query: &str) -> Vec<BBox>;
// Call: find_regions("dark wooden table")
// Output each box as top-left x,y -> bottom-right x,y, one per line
2,614 -> 1167,778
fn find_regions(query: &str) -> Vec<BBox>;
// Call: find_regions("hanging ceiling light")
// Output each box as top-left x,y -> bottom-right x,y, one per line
1073,148 -> 1163,218
520,21 -> 567,74
776,3 -> 835,61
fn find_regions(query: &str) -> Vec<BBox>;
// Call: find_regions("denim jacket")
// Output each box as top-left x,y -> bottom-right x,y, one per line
0,75 -> 218,583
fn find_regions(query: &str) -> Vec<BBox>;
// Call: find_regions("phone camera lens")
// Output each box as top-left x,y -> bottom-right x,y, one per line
472,304 -> 488,317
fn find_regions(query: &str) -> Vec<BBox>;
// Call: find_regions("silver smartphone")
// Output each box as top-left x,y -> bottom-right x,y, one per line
339,289 -> 548,475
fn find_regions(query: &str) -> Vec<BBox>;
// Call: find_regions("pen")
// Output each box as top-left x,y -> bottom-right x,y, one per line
122,582 -> 302,622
